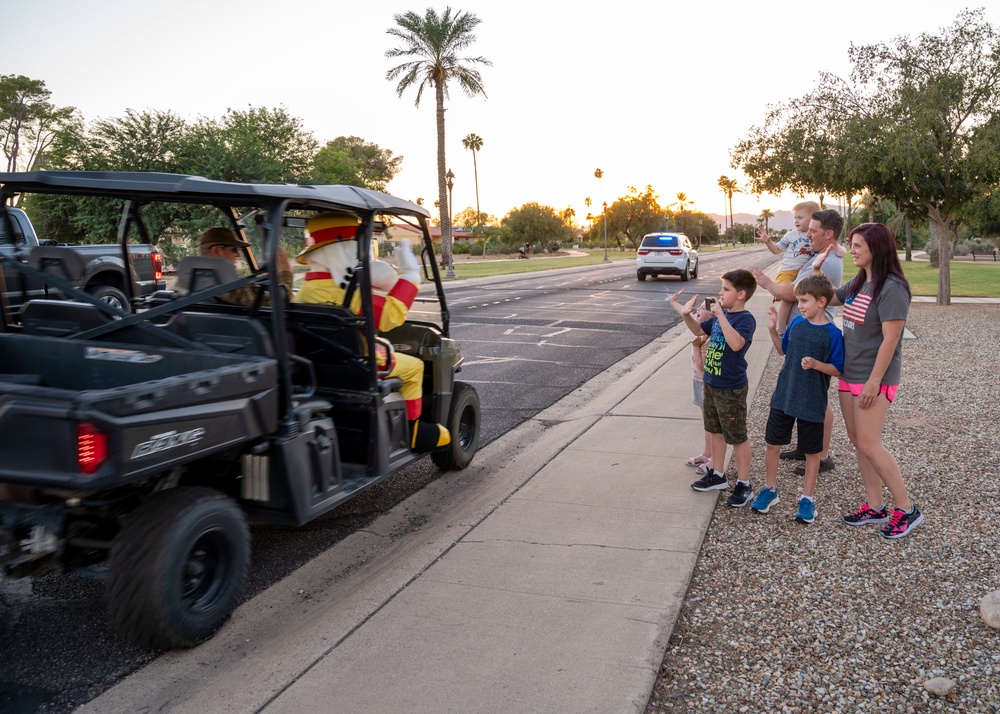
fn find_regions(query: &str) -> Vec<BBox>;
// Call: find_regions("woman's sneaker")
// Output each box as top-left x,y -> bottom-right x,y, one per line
842,503 -> 890,526
880,506 -> 924,539
750,487 -> 779,513
691,470 -> 727,492
794,497 -> 816,524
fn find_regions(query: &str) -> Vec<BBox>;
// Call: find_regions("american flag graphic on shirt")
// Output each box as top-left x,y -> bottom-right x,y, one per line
842,291 -> 872,327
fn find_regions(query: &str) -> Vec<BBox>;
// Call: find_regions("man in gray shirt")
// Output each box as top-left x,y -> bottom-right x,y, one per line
752,209 -> 844,472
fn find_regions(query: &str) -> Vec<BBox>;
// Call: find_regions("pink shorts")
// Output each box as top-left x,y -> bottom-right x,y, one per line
838,379 -> 898,403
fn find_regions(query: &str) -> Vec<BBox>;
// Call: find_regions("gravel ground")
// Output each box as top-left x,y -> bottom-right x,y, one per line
648,303 -> 1000,713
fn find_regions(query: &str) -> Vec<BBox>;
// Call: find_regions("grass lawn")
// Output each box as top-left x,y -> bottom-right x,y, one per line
841,254 -> 1000,298
445,249 -> 633,280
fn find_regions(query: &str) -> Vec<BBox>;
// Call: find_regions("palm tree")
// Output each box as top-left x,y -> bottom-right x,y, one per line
675,192 -> 688,232
594,169 -> 609,261
386,8 -> 491,278
717,175 -> 739,243
462,133 -> 485,255
759,208 -> 774,234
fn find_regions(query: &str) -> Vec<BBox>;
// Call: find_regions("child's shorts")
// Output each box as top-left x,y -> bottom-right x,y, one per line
838,379 -> 898,403
775,269 -> 799,284
692,379 -> 704,408
703,383 -> 748,444
764,407 -> 823,454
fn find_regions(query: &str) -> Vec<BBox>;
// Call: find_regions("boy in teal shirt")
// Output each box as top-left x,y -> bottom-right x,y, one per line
670,269 -> 758,507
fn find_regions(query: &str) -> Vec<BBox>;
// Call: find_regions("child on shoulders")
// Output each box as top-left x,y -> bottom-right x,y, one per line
756,200 -> 821,333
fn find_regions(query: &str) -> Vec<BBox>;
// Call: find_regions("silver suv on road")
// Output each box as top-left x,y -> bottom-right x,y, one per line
636,232 -> 698,282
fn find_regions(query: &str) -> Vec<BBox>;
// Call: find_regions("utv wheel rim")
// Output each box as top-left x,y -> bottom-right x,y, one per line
457,404 -> 477,448
181,529 -> 232,614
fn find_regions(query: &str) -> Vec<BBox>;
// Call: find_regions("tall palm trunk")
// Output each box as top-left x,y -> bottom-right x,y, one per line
435,81 -> 454,278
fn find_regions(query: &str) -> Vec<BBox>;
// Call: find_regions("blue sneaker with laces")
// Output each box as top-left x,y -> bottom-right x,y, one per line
794,497 -> 816,524
750,487 -> 779,514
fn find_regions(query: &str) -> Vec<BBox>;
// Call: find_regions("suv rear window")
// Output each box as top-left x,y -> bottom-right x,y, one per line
641,235 -> 679,248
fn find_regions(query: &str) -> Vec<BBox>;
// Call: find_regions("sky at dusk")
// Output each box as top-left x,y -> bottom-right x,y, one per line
2,0 -> 985,227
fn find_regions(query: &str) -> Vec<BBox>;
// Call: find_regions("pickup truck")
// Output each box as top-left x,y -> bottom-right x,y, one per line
0,205 -> 164,317
0,171 -> 481,650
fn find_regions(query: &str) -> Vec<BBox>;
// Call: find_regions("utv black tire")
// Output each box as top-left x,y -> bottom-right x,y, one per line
680,262 -> 690,282
87,284 -> 131,313
106,487 -> 250,650
432,381 -> 481,471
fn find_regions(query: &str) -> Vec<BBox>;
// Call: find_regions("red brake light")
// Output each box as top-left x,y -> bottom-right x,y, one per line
637,249 -> 649,255
78,422 -> 108,475
152,251 -> 163,281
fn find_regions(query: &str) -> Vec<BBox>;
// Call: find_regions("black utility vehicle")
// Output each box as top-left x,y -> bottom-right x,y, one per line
0,172 -> 481,649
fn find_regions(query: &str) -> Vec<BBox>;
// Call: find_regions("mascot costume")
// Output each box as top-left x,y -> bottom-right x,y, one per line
294,212 -> 450,453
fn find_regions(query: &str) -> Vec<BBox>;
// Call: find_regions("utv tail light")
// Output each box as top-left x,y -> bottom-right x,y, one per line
78,422 -> 108,475
151,251 -> 163,281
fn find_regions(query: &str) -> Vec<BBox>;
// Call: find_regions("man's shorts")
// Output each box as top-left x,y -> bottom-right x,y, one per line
703,383 -> 749,445
775,269 -> 800,284
692,379 -> 704,408
764,407 -> 823,454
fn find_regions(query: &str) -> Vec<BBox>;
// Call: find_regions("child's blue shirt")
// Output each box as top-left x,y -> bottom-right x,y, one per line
770,315 -> 845,423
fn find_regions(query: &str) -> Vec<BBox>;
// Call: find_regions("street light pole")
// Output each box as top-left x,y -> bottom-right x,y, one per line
445,168 -> 455,277
602,202 -> 609,262
446,168 -> 455,227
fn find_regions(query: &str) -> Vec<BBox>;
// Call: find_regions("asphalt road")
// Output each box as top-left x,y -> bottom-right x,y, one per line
0,248 -> 774,713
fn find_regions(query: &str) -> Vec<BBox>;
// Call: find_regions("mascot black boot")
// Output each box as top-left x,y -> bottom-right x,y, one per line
410,419 -> 451,453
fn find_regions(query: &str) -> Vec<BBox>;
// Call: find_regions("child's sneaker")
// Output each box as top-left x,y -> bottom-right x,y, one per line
842,503 -> 890,526
726,481 -> 753,508
794,497 -> 816,524
750,487 -> 779,513
880,506 -> 924,539
691,470 -> 727,492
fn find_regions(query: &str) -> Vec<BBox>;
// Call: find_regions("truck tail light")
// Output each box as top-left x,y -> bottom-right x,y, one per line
151,251 -> 163,281
637,249 -> 649,256
78,422 -> 108,475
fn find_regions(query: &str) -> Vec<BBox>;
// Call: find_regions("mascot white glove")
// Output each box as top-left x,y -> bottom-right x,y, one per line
395,240 -> 421,285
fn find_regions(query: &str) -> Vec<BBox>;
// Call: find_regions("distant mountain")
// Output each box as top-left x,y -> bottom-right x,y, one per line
708,210 -> 797,233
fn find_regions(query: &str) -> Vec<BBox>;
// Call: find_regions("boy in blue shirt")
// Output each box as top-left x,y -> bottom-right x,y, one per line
751,273 -> 844,523
670,269 -> 758,507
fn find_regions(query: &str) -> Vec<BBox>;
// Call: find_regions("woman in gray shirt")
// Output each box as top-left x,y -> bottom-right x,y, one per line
812,223 -> 922,539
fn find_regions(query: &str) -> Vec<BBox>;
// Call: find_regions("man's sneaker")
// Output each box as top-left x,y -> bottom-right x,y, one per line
794,497 -> 816,524
793,456 -> 835,475
691,470 -> 727,492
779,448 -> 805,461
750,487 -> 780,513
726,481 -> 753,508
880,506 -> 924,539
842,503 -> 890,526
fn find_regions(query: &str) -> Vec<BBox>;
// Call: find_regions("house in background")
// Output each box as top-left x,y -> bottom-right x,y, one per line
384,222 -> 474,249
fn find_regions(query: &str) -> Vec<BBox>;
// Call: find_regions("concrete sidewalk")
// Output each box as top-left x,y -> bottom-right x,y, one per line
79,287 -> 776,714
